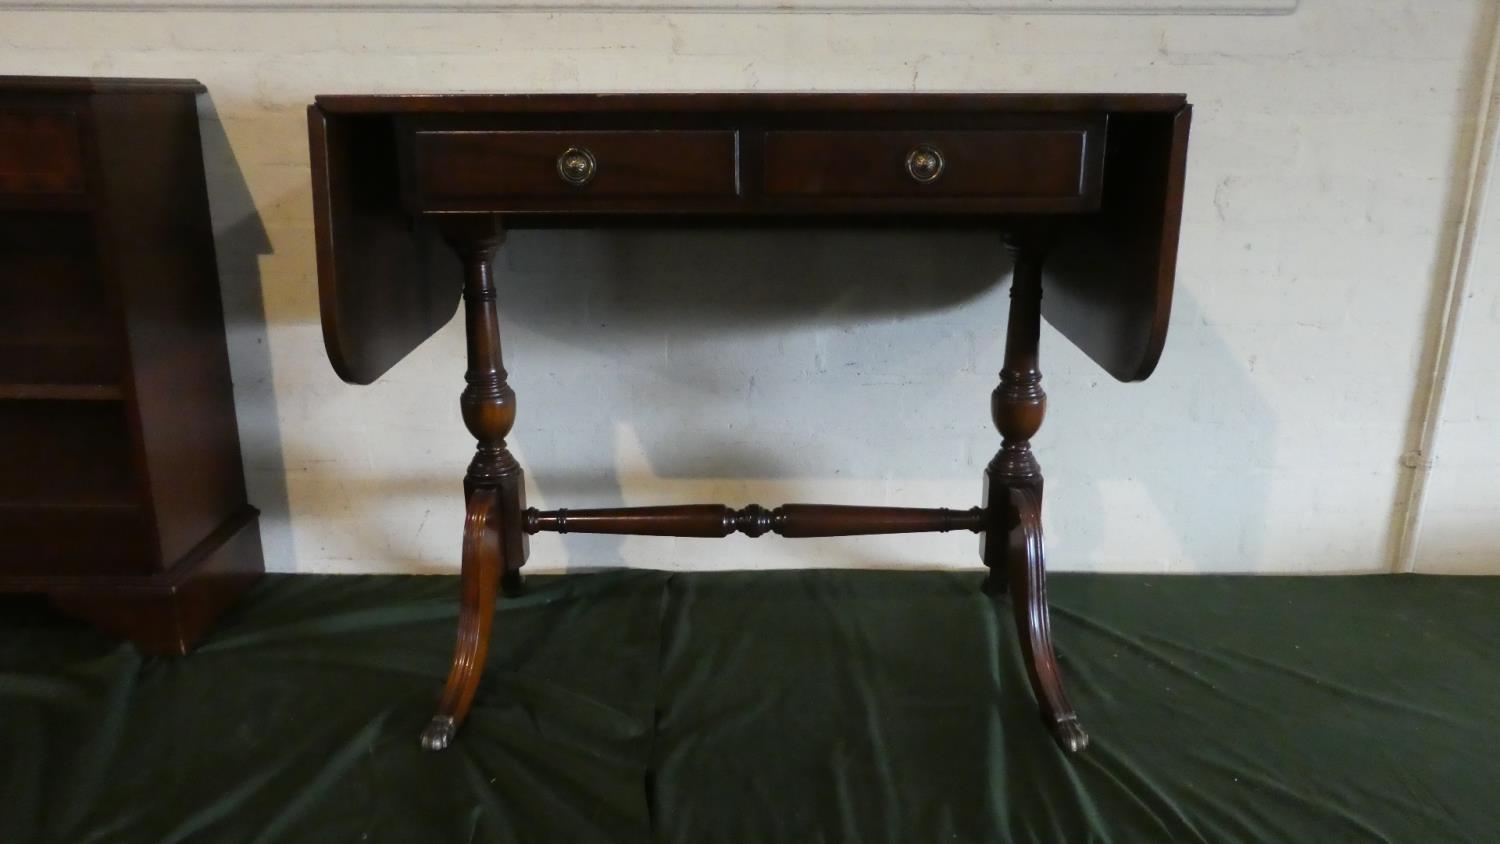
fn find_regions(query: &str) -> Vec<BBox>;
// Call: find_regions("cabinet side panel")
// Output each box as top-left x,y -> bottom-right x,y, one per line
1042,106 -> 1191,382
90,91 -> 251,569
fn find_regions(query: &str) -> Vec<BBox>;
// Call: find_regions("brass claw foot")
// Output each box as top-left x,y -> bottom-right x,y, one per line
420,715 -> 457,751
1049,715 -> 1090,754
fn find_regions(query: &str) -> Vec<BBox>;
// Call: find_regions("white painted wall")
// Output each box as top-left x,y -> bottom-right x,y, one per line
1415,32 -> 1500,576
1419,227 -> 1500,574
1,1 -> 1492,575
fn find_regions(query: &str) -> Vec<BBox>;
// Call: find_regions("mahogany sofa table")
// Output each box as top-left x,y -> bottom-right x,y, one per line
307,92 -> 1192,754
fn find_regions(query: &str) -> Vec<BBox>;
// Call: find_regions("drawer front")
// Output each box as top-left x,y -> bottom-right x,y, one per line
411,129 -> 739,204
762,126 -> 1101,204
0,109 -> 86,195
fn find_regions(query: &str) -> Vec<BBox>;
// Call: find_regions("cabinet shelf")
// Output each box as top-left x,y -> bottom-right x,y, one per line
0,337 -> 122,386
0,383 -> 123,401
0,193 -> 92,214
0,402 -> 141,509
0,497 -> 141,512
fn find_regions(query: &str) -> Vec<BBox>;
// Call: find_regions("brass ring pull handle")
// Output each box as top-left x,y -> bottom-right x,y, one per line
905,144 -> 944,183
557,147 -> 597,187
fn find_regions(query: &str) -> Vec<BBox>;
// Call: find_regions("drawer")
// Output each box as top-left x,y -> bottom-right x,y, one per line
762,126 -> 1102,205
410,129 -> 740,204
0,109 -> 86,195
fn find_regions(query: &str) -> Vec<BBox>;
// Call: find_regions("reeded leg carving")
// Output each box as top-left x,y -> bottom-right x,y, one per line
982,234 -> 1088,753
423,217 -> 529,751
1001,485 -> 1087,752
422,486 -> 503,751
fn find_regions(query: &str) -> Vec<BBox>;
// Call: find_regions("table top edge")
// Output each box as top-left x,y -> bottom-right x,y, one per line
312,91 -> 1189,115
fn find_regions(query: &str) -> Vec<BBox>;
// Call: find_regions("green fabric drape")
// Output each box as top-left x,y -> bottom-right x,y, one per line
3,571 -> 1497,842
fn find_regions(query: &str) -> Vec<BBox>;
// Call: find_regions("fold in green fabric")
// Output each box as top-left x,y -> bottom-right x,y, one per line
2,571 -> 1497,842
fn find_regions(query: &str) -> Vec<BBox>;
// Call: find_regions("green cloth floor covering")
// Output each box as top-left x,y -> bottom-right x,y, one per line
2,571 -> 1498,843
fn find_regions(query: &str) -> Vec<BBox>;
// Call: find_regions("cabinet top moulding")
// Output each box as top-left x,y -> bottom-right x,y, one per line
0,383 -> 124,401
0,76 -> 205,95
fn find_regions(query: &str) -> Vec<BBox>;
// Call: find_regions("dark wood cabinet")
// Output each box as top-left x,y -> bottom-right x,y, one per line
0,76 -> 262,654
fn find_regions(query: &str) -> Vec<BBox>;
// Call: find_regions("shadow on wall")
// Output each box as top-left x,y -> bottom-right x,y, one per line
498,228 -> 1007,570
441,229 -> 1271,573
247,221 -> 1274,574
504,229 -> 1008,453
195,95 -> 292,567
1064,289 -> 1275,574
